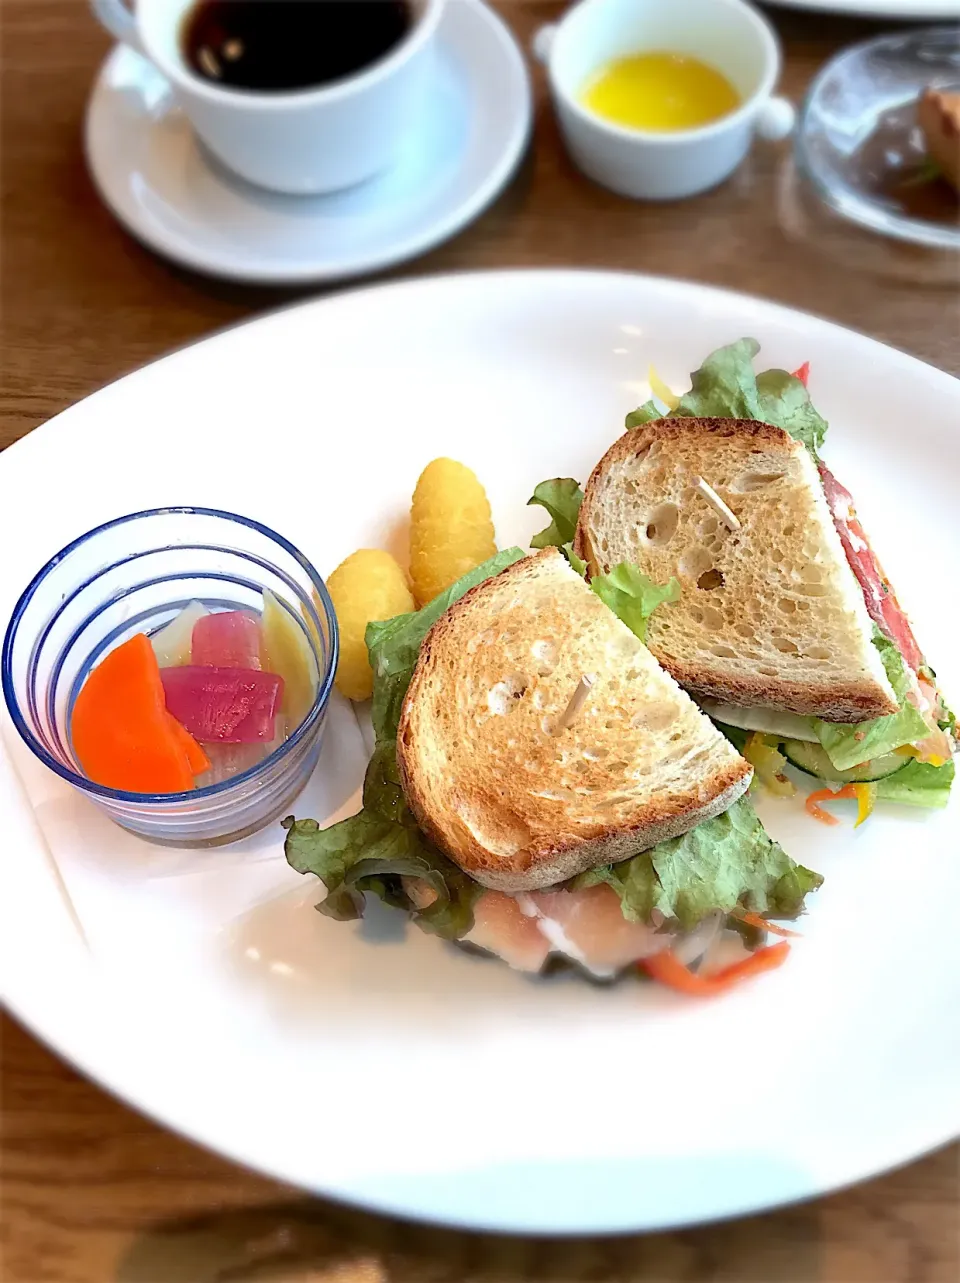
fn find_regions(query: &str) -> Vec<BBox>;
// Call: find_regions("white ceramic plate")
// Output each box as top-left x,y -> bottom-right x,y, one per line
1,271 -> 958,1235
84,0 -> 531,284
767,0 -> 959,17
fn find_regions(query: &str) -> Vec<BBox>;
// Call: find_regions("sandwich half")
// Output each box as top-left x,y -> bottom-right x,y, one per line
397,547 -> 750,892
542,339 -> 954,810
285,545 -> 822,983
575,416 -> 896,722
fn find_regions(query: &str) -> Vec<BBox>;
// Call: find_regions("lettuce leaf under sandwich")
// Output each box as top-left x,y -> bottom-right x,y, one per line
285,549 -> 526,940
813,629 -> 930,770
875,757 -> 955,808
573,798 -> 821,930
284,552 -> 821,952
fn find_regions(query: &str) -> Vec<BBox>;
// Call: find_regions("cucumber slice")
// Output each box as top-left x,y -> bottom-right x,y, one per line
782,739 -> 908,784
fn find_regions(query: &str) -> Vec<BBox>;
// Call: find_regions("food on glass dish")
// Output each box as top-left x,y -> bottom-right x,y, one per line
70,596 -> 317,794
523,339 -> 954,824
409,457 -> 496,606
191,609 -> 262,669
917,88 -> 960,196
285,547 -> 822,994
150,599 -> 208,667
71,633 -> 210,793
580,51 -> 740,133
160,666 -> 283,743
326,549 -> 415,701
854,85 -> 960,228
260,587 -> 317,728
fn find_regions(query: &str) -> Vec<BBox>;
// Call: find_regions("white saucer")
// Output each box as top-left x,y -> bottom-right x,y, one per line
84,0 -> 531,285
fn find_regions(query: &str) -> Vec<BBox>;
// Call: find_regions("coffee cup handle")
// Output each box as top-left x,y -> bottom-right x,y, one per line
754,96 -> 796,142
89,0 -> 146,56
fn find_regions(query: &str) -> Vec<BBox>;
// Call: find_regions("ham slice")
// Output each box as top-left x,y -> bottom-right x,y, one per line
520,885 -> 670,976
404,878 -> 672,976
818,462 -> 924,672
467,891 -> 552,973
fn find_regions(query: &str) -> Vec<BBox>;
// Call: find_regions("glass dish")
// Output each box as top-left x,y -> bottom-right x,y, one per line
795,26 -> 960,251
2,508 -> 338,847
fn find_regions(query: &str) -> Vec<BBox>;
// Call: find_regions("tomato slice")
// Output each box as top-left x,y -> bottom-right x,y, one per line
817,463 -> 924,673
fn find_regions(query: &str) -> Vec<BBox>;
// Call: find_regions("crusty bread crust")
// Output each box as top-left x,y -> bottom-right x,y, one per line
574,417 -> 897,722
396,549 -> 751,893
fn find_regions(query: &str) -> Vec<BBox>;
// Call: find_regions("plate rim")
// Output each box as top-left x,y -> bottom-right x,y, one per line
1,267 -> 958,1235
4,267 -> 958,466
767,0 -> 960,17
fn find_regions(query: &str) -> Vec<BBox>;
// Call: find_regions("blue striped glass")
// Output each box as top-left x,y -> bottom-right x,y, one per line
2,508 -> 338,847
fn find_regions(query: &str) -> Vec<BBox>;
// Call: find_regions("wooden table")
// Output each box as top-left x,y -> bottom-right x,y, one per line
2,2 -> 958,1279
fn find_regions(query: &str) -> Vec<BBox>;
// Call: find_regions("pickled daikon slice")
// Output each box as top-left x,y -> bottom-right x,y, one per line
261,588 -> 317,729
150,601 -> 208,668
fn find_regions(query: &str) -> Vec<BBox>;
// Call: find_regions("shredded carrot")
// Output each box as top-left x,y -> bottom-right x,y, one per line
165,713 -> 210,776
641,941 -> 791,996
734,910 -> 800,938
792,361 -> 811,387
71,633 -> 196,793
805,783 -> 858,825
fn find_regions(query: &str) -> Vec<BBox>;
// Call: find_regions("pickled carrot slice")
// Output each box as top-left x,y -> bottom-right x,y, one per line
165,712 -> 211,776
71,633 -> 195,793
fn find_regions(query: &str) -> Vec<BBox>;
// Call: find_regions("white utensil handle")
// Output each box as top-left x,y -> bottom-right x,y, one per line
90,0 -> 146,55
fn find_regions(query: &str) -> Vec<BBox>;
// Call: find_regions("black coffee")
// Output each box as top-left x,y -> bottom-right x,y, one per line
181,0 -> 414,93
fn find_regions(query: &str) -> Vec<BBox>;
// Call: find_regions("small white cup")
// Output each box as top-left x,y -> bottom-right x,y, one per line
90,0 -> 446,195
533,0 -> 795,201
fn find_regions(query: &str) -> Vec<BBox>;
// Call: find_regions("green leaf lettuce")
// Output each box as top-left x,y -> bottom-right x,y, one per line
589,562 -> 680,644
526,477 -> 679,641
875,758 -> 955,809
625,337 -> 829,456
283,548 -> 527,940
528,478 -> 584,550
814,630 -> 930,771
571,796 -> 822,930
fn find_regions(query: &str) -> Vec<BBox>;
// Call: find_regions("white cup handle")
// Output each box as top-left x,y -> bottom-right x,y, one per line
754,96 -> 796,142
531,24 -> 558,66
90,0 -> 146,55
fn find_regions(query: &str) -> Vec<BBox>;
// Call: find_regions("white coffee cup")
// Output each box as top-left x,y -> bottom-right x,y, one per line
90,0 -> 446,195
533,0 -> 795,201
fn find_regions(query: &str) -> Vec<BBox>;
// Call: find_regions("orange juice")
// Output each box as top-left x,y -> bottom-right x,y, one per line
581,51 -> 740,132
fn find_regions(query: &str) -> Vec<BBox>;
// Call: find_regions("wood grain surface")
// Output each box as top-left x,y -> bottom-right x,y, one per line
1,2 -> 958,1280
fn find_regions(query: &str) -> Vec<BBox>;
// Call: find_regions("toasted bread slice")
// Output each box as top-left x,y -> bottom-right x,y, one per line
574,417 -> 897,722
396,548 -> 751,893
